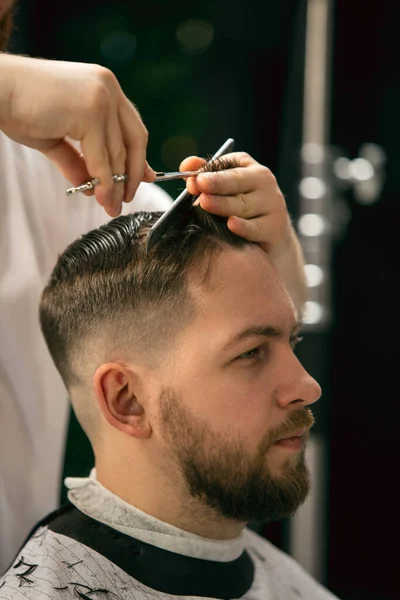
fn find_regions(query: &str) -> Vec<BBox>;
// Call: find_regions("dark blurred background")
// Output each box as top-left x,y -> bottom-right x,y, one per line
9,1 -> 398,598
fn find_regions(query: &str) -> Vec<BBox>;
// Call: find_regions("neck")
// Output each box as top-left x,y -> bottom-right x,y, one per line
95,460 -> 245,541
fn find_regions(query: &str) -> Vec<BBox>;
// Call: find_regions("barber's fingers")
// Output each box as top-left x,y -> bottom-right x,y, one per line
197,168 -> 283,220
196,182 -> 286,222
143,160 -> 156,183
105,106 -> 126,217
180,151 -> 254,174
179,156 -> 206,196
196,163 -> 271,196
42,138 -> 92,190
118,100 -> 150,204
227,214 -> 270,242
227,213 -> 290,249
180,156 -> 206,171
79,123 -> 114,209
219,151 -> 256,168
195,192 -> 264,220
181,152 -> 257,198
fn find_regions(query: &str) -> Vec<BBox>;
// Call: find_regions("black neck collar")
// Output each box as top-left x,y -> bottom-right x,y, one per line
39,504 -> 254,599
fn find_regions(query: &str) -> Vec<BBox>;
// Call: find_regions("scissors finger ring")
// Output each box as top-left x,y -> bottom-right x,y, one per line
66,173 -> 128,196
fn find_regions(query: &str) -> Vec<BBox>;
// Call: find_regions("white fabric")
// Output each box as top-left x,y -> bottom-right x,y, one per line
0,528 -> 340,599
0,472 -> 339,598
66,470 -> 245,563
0,131 -> 172,572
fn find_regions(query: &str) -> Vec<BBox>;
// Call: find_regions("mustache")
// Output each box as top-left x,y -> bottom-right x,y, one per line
268,408 -> 315,446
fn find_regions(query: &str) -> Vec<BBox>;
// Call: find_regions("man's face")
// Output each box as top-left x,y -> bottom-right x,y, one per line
154,245 -> 321,524
0,0 -> 14,51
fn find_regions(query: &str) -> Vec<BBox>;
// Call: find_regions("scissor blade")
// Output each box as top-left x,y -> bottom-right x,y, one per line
154,170 -> 201,182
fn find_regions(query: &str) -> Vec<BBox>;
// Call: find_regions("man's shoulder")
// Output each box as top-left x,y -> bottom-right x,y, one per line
0,526 -> 70,598
243,527 -> 340,599
0,525 -> 151,599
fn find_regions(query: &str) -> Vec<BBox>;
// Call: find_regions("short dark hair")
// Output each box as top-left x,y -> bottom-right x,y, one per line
39,207 -> 253,388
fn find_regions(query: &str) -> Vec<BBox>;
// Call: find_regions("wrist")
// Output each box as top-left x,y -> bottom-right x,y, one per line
269,220 -> 296,263
268,223 -> 308,316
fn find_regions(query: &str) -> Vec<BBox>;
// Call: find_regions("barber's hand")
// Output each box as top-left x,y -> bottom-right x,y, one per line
180,152 -> 292,258
0,54 -> 155,217
180,152 -> 308,313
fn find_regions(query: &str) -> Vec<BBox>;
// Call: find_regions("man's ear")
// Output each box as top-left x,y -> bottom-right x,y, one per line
93,363 -> 151,439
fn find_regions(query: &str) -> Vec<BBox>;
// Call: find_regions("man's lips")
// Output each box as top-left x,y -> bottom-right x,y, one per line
275,428 -> 308,442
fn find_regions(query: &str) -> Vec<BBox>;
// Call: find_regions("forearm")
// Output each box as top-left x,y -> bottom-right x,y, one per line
269,224 -> 308,318
0,52 -> 18,128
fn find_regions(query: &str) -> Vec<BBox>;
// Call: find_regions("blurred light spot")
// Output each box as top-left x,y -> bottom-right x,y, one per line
303,301 -> 324,325
333,157 -> 350,180
348,158 -> 374,182
299,177 -> 326,199
176,19 -> 214,55
161,136 -> 199,170
298,214 -> 326,237
359,143 -> 386,166
301,143 -> 325,164
304,264 -> 324,287
100,31 -> 137,64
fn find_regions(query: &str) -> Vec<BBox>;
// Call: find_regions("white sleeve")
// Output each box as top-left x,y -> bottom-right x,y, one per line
0,132 -> 173,273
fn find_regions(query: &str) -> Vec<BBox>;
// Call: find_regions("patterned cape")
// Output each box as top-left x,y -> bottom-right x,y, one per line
0,504 -> 339,600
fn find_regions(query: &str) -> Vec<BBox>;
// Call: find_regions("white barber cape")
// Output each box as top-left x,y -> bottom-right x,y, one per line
0,132 -> 172,573
0,472 -> 340,599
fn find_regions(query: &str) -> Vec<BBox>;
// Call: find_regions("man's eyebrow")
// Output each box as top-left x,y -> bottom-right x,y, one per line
223,320 -> 302,351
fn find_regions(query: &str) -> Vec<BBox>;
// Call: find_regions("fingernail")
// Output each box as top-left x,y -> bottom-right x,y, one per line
144,161 -> 156,176
125,188 -> 138,204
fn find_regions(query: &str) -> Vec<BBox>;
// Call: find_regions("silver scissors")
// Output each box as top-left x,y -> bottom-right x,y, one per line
65,170 -> 202,196
154,170 -> 202,182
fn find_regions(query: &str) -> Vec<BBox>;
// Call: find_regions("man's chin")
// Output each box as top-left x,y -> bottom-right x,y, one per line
265,443 -> 306,477
239,452 -> 311,523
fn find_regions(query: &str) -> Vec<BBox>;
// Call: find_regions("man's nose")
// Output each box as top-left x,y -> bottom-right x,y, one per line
275,355 -> 322,410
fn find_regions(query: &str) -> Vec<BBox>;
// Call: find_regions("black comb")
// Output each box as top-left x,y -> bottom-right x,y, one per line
146,138 -> 235,253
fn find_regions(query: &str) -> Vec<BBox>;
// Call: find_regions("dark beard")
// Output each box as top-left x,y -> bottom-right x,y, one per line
0,5 -> 14,51
181,436 -> 310,523
160,389 -> 314,524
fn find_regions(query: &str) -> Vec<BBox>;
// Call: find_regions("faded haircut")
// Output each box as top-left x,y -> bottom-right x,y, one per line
40,199 -> 253,390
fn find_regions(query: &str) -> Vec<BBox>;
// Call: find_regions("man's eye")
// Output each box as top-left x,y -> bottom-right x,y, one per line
237,347 -> 261,361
